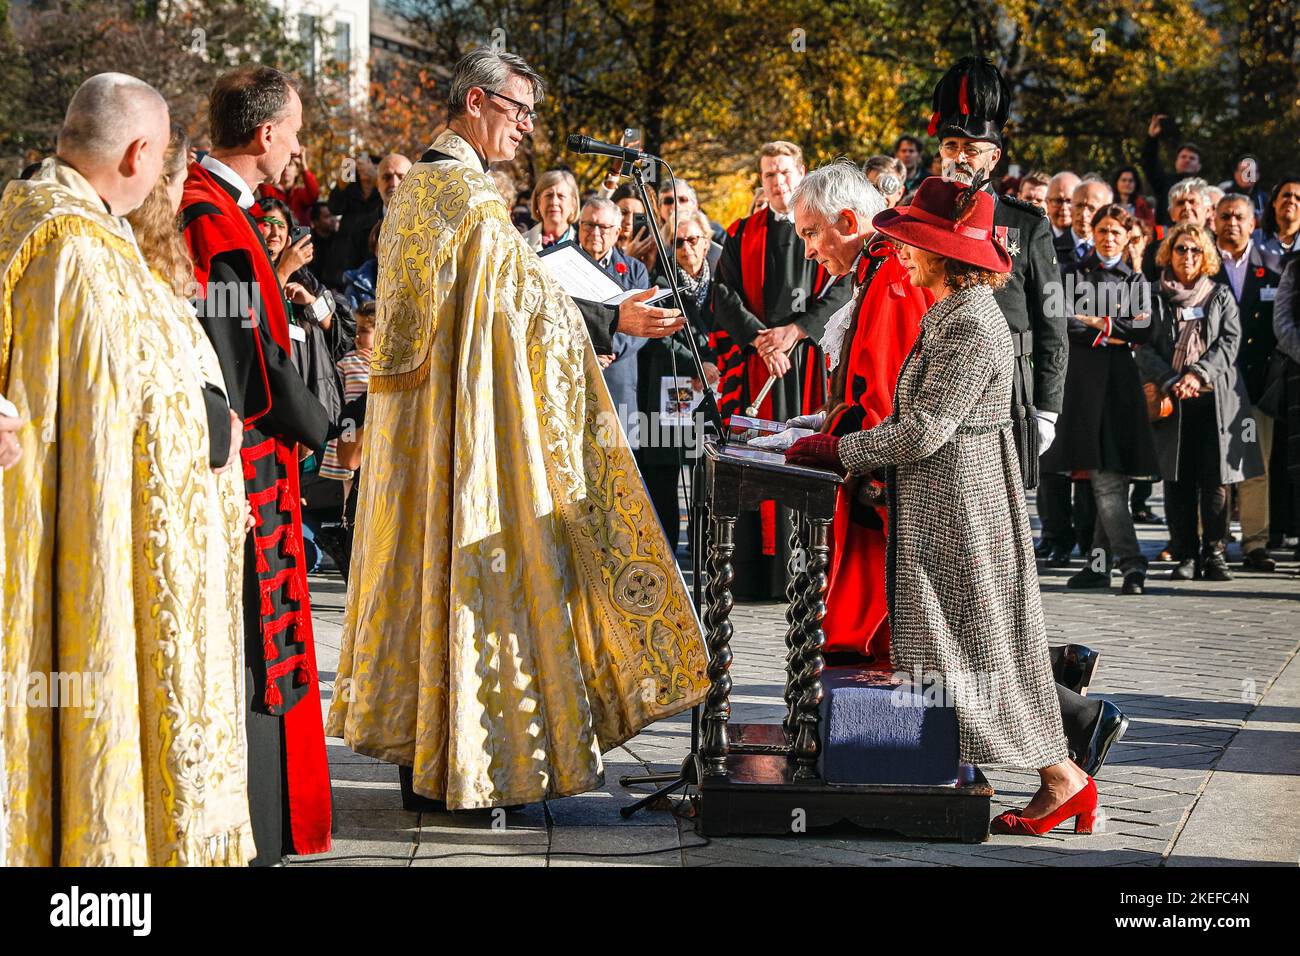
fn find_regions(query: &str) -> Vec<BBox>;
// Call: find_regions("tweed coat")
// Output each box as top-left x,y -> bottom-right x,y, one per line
839,285 -> 1069,770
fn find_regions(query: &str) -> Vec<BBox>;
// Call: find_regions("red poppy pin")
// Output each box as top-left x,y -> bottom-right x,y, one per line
1255,267 -> 1266,278
615,261 -> 627,275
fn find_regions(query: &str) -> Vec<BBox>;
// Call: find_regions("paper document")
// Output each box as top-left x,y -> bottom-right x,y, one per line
538,240 -> 672,308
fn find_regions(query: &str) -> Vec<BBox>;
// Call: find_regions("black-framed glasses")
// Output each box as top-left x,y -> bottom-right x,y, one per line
484,89 -> 537,124
579,220 -> 618,233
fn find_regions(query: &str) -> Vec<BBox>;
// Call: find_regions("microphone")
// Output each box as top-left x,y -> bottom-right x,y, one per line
566,134 -> 653,165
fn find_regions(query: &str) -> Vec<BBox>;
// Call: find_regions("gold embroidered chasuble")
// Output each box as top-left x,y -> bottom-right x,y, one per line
326,130 -> 709,808
0,159 -> 252,865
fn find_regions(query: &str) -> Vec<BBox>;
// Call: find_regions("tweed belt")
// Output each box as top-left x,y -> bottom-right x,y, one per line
956,419 -> 1013,435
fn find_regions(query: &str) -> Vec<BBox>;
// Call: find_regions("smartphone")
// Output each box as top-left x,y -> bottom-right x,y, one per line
290,224 -> 312,246
632,212 -> 649,236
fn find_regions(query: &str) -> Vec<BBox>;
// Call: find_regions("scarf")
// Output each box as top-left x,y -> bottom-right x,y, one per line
677,260 -> 710,309
1162,271 -> 1214,375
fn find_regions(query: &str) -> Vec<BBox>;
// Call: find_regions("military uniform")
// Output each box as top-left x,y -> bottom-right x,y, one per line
990,192 -> 1068,489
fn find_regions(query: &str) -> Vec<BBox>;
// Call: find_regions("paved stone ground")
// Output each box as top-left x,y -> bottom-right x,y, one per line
295,492 -> 1299,867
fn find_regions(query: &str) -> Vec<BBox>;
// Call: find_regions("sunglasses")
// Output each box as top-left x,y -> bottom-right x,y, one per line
675,235 -> 707,248
1172,245 -> 1203,256
661,196 -> 690,205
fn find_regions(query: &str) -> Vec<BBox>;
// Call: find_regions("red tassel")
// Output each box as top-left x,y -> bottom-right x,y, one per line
243,458 -> 256,481
927,111 -> 939,136
294,659 -> 312,687
288,573 -> 305,602
278,481 -> 294,511
263,629 -> 278,662
256,549 -> 270,574
283,530 -> 300,557
264,679 -> 283,710
959,75 -> 970,115
275,443 -> 297,470
260,590 -> 273,617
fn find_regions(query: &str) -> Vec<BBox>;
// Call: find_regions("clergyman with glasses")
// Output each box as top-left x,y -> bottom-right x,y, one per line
326,47 -> 709,813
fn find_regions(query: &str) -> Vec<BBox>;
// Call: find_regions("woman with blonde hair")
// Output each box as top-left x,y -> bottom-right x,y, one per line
1138,220 -> 1263,581
523,167 -> 579,250
122,122 -> 255,864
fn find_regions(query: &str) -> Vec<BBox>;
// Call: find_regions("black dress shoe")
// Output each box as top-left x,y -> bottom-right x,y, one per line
1046,545 -> 1074,568
1241,549 -> 1276,573
1121,570 -> 1146,595
1131,508 -> 1164,525
1035,539 -> 1054,559
1050,644 -> 1101,695
1202,553 -> 1233,581
1067,567 -> 1110,589
1080,700 -> 1129,777
1169,559 -> 1197,580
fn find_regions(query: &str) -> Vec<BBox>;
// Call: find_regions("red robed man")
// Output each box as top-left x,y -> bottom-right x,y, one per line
777,160 -> 931,659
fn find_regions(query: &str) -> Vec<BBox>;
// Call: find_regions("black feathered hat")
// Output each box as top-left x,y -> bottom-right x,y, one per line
927,56 -> 1010,145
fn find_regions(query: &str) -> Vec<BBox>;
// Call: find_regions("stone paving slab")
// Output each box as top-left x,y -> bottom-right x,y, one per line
292,496 -> 1299,866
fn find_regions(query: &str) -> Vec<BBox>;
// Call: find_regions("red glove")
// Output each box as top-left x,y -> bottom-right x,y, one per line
785,433 -> 845,474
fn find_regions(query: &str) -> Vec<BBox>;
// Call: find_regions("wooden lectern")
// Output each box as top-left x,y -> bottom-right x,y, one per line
696,440 -> 992,843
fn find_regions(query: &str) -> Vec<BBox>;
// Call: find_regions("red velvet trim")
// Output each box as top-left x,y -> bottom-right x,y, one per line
278,508 -> 332,854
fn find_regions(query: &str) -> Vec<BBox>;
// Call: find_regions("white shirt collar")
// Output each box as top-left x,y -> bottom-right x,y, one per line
770,208 -> 793,223
200,154 -> 257,209
1218,239 -> 1251,265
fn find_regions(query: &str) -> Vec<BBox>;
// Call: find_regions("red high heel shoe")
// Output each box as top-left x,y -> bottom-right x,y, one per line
990,777 -> 1098,836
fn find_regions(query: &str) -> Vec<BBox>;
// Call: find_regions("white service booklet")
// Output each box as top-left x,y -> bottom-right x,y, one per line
538,240 -> 672,309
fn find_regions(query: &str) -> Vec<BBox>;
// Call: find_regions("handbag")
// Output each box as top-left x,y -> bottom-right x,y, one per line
1257,350 -> 1291,419
1143,381 -> 1173,421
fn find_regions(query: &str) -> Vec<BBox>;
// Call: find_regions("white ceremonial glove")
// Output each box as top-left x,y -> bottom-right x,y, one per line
785,411 -> 826,430
749,427 -> 814,450
1035,410 -> 1058,456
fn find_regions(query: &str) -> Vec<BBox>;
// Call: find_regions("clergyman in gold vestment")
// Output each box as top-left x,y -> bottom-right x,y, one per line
0,76 -> 252,865
327,50 -> 709,809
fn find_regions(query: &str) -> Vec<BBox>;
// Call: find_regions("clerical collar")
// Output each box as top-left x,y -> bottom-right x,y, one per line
429,129 -> 489,172
200,154 -> 257,209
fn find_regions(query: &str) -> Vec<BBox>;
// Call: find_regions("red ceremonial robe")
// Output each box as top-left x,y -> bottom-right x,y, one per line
710,209 -> 840,555
822,244 -> 930,658
181,161 -> 332,858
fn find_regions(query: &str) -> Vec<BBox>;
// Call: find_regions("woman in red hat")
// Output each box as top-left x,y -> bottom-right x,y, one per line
787,176 -> 1098,836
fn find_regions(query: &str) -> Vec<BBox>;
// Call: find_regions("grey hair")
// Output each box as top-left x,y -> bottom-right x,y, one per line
659,208 -> 712,245
658,179 -> 697,202
1216,191 -> 1255,217
530,167 -> 579,223
580,196 -> 618,219
1073,178 -> 1114,203
1169,176 -> 1210,202
447,47 -> 545,117
57,72 -> 168,160
790,158 -> 884,225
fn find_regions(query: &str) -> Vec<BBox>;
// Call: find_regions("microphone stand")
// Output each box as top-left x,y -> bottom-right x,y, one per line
617,155 -> 719,818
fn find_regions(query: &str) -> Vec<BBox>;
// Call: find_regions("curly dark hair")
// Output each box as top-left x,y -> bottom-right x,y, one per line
945,259 -> 1009,290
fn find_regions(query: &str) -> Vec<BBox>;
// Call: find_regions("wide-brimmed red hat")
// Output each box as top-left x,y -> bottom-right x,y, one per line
871,176 -> 1012,274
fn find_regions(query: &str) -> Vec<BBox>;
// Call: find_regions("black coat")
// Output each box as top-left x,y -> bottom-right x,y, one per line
991,193 -> 1069,416
1041,256 -> 1160,477
1213,245 -> 1281,404
327,180 -> 383,274
638,267 -> 717,467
